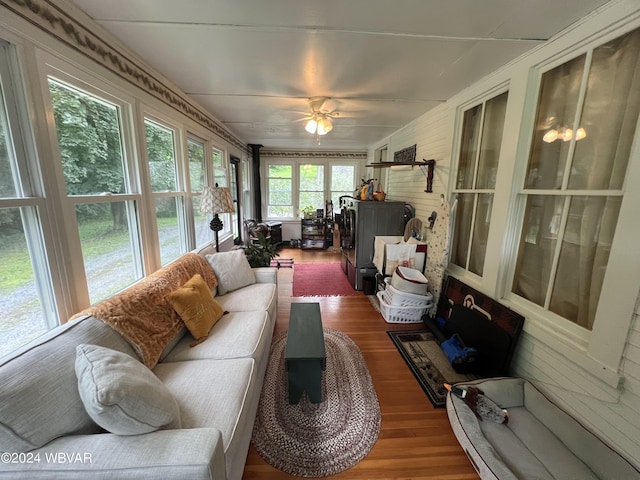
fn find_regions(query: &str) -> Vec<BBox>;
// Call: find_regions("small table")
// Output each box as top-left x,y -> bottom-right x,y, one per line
285,303 -> 326,404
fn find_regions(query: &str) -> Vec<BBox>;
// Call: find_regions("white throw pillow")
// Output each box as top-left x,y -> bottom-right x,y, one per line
206,249 -> 256,295
75,344 -> 181,435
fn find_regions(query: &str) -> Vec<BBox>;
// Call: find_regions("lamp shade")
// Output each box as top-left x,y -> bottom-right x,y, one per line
200,186 -> 234,214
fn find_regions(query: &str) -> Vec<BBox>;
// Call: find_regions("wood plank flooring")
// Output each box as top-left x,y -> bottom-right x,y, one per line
242,247 -> 479,480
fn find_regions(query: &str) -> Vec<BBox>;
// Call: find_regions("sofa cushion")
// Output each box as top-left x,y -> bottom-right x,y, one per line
162,310 -> 270,362
167,273 -> 225,345
216,283 -> 277,321
154,357 -> 257,476
206,250 -> 256,295
0,316 -> 136,452
75,344 -> 181,435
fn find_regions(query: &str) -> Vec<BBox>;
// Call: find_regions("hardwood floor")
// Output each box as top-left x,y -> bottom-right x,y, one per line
242,247 -> 479,480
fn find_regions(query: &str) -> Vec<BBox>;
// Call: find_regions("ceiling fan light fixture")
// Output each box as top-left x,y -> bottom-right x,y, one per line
302,97 -> 337,140
305,117 -> 318,134
317,116 -> 333,135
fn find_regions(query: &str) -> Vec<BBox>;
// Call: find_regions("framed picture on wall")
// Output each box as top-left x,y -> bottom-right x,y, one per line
393,144 -> 416,163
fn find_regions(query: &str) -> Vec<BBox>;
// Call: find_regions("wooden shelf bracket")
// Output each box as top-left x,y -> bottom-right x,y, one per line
419,159 -> 436,192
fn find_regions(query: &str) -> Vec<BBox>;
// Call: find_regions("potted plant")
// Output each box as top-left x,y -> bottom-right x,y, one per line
244,232 -> 279,267
300,205 -> 315,219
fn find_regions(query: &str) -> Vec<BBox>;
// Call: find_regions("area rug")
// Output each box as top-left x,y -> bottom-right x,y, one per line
292,262 -> 357,297
252,328 -> 381,477
270,258 -> 294,268
387,329 -> 478,408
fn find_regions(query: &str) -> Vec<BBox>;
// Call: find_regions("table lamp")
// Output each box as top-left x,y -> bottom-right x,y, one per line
200,184 -> 234,252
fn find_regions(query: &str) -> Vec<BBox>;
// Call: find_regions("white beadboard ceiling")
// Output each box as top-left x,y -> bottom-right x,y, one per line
70,0 -> 611,151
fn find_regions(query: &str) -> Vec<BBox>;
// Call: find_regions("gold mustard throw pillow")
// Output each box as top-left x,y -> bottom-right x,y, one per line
167,273 -> 225,346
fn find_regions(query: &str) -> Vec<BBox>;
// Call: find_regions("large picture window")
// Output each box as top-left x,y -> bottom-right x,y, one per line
187,137 -> 209,247
299,164 -> 325,213
330,165 -> 355,207
144,117 -> 185,265
50,79 -> 143,303
265,159 -> 357,220
512,27 -> 640,330
267,163 -> 293,218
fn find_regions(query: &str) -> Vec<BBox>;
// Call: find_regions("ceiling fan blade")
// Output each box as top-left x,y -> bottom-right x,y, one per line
308,96 -> 328,112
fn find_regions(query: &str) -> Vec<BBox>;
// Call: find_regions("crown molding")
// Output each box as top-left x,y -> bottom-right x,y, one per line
261,150 -> 367,159
1,0 -> 248,152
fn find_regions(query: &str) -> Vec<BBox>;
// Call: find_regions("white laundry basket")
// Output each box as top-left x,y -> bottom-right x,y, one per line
376,290 -> 432,323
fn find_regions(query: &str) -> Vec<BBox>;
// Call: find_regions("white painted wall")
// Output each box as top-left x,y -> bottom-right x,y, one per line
370,0 -> 640,467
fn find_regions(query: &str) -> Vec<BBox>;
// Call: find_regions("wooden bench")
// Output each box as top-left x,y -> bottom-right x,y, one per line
285,303 -> 326,404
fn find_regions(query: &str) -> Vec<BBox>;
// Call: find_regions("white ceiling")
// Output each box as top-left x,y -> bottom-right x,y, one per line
70,0 -> 611,151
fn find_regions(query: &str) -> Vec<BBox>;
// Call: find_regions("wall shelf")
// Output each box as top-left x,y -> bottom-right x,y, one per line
364,159 -> 435,168
365,159 -> 436,192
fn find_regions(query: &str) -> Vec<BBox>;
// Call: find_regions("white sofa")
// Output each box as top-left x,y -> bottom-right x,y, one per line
0,244 -> 277,480
447,377 -> 640,480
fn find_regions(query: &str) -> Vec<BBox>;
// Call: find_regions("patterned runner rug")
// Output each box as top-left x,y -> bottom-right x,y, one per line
252,328 -> 380,477
387,329 -> 478,408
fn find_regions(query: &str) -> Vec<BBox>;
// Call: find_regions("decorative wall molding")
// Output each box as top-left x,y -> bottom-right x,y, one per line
1,0 -> 248,152
261,150 -> 367,159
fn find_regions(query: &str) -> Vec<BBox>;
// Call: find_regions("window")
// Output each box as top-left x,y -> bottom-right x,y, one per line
211,147 -> 231,236
212,148 -> 227,188
229,156 -> 241,243
267,163 -> 293,218
451,91 -> 508,276
50,79 -> 143,303
144,117 -> 185,265
330,165 -> 355,208
299,164 -> 325,212
265,159 -> 358,219
1,43 -> 55,355
187,137 -> 209,247
512,28 -> 640,330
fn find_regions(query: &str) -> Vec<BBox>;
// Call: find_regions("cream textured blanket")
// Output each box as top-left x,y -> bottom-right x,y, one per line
77,253 -> 218,368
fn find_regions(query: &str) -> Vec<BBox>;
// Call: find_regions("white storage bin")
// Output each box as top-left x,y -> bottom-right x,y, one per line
376,290 -> 432,323
382,284 -> 433,307
391,266 -> 428,296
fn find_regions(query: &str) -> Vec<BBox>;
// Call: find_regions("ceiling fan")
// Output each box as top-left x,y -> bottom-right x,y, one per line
299,96 -> 339,141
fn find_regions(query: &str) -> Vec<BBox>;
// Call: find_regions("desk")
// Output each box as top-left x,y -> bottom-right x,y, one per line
285,303 -> 326,404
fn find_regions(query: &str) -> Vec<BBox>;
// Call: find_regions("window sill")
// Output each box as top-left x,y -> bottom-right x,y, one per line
507,297 -> 624,389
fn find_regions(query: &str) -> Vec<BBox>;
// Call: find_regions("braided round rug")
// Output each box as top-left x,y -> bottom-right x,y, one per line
251,327 -> 381,477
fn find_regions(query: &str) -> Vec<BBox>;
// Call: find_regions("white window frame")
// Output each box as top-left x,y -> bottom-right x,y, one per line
0,39 -> 59,335
329,164 -> 357,208
298,163 -> 326,214
264,158 -> 360,221
41,59 -> 145,308
449,87 -> 509,281
141,111 -> 189,266
508,41 -> 640,386
185,133 -> 208,248
450,24 -> 640,388
265,160 -> 295,220
209,145 -> 232,237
